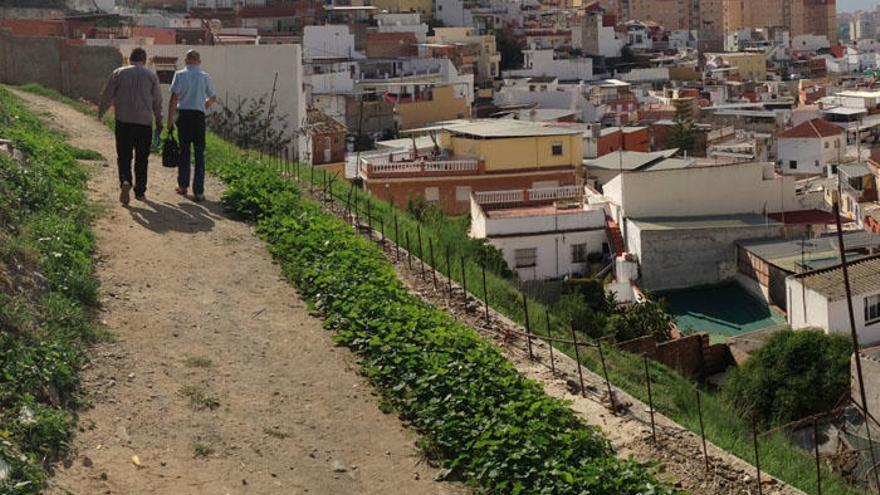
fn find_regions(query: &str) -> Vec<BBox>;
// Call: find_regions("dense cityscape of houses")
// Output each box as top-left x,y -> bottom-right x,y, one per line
3,0 -> 880,348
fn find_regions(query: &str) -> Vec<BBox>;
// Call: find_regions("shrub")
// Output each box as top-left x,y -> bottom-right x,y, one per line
722,329 -> 852,428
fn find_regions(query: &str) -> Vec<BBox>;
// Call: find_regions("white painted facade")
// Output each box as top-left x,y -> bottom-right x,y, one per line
303,25 -> 359,61
778,133 -> 843,176
505,49 -> 592,81
433,0 -> 473,27
572,13 -> 624,58
787,275 -> 880,346
603,162 -> 801,220
117,43 -> 308,161
470,194 -> 609,281
792,34 -> 830,52
375,13 -> 429,42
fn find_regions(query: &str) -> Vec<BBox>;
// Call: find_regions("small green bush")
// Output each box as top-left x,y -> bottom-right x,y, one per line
723,329 -> 852,427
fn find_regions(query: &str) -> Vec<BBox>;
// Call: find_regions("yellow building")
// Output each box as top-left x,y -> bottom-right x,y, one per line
368,0 -> 432,19
429,27 -> 501,86
706,52 -> 767,81
394,84 -> 471,130
437,120 -> 583,171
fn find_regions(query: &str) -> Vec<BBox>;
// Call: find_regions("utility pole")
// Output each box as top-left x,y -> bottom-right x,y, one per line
833,200 -> 880,492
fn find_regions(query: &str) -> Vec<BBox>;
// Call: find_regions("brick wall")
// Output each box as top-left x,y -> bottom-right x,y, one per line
618,333 -> 734,377
364,168 -> 577,215
366,32 -> 418,59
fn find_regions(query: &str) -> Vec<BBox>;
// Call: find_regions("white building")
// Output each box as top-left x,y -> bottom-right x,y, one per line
778,118 -> 845,175
117,43 -> 308,161
303,25 -> 360,60
375,13 -> 429,42
470,186 -> 610,281
792,34 -> 830,52
572,10 -> 625,58
433,0 -> 474,27
787,255 -> 880,345
504,49 -> 593,81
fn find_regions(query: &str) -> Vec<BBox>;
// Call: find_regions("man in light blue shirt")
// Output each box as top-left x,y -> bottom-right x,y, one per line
167,50 -> 216,202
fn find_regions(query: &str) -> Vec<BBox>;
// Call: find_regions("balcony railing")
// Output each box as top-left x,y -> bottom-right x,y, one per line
474,185 -> 582,206
360,155 -> 481,178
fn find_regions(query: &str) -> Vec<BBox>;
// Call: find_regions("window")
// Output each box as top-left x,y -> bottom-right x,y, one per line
455,186 -> 471,202
551,142 -> 563,156
425,187 -> 440,202
514,248 -> 537,268
866,294 -> 880,325
789,160 -> 797,169
824,141 -> 830,149
571,243 -> 588,263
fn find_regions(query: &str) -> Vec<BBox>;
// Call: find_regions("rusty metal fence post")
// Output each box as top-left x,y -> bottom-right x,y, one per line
813,418 -> 822,495
545,310 -> 555,375
481,262 -> 489,324
445,245 -> 453,298
522,293 -> 533,360
597,341 -> 617,412
696,388 -> 710,471
429,237 -> 438,289
460,256 -> 468,302
752,415 -> 763,495
405,231 -> 412,270
366,200 -> 373,240
569,322 -> 586,398
416,224 -> 425,279
394,216 -> 400,261
643,354 -> 656,443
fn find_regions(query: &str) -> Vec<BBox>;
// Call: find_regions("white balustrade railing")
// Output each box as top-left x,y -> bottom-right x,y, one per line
527,185 -> 582,202
360,156 -> 480,175
474,186 -> 583,206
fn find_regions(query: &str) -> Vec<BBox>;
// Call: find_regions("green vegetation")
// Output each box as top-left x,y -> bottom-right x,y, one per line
207,148 -> 675,494
23,83 -> 865,495
723,329 -> 852,428
179,384 -> 221,411
0,87 -> 101,494
669,99 -> 696,155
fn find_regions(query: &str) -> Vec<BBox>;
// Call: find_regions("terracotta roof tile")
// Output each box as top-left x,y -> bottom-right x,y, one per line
778,118 -> 844,139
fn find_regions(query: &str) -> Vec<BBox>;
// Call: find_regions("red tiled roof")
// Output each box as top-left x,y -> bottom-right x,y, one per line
778,118 -> 843,139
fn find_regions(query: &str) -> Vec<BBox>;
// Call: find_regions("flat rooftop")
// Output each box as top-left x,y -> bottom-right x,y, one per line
485,203 -> 586,219
583,149 -> 681,171
739,231 -> 880,273
412,119 -> 584,138
630,214 -> 782,231
660,283 -> 787,339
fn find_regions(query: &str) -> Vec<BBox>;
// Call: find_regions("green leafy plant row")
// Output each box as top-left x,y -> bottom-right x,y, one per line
21,83 -> 861,495
206,151 -> 676,494
0,87 -> 102,494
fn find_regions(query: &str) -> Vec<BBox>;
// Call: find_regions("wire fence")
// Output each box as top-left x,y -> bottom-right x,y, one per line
254,152 -> 878,495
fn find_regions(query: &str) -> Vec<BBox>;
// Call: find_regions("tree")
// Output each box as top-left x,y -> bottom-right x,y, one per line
722,329 -> 852,428
669,99 -> 696,156
606,298 -> 674,343
554,293 -> 608,340
207,94 -> 294,155
496,31 -> 524,71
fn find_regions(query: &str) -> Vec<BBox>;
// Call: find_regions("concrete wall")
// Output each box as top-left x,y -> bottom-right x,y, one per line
629,221 -> 786,291
445,133 -> 583,171
604,162 -> 800,219
852,352 -> 880,420
787,279 -> 880,345
0,30 -> 122,103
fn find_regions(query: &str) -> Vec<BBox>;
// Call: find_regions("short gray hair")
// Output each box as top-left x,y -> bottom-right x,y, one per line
185,49 -> 201,64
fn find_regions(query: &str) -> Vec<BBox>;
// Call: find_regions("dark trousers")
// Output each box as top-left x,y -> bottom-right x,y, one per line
176,110 -> 206,195
115,120 -> 152,195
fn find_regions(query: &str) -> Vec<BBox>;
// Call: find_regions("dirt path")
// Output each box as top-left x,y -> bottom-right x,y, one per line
11,89 -> 465,495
